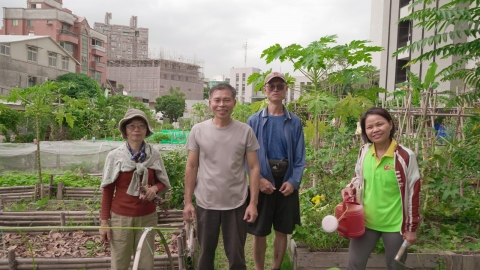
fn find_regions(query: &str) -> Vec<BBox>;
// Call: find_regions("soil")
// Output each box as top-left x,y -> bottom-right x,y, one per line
0,230 -> 179,259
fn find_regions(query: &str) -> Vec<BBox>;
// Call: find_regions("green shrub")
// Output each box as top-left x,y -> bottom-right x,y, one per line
0,171 -> 100,187
162,123 -> 174,130
160,148 -> 188,209
150,133 -> 171,143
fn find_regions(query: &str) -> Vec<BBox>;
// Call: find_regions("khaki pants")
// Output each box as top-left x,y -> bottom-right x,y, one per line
110,212 -> 158,270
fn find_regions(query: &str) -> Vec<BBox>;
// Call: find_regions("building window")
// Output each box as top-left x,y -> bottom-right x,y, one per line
12,20 -> 19,26
91,39 -> 103,47
62,24 -> 70,31
27,47 -> 37,62
62,57 -> 69,70
171,75 -> 175,80
0,44 -> 10,56
81,30 -> 88,74
48,53 -> 57,67
95,71 -> 102,83
94,55 -> 101,63
28,76 -> 37,87
60,41 -> 74,54
27,20 -> 34,27
31,3 -> 41,8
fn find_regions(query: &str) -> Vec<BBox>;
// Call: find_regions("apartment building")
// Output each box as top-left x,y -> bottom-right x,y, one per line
0,35 -> 78,95
1,0 -> 108,84
94,13 -> 148,60
229,67 -> 263,103
372,0 -> 467,94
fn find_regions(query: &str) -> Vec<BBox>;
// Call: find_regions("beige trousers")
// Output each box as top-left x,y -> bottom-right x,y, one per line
110,212 -> 158,270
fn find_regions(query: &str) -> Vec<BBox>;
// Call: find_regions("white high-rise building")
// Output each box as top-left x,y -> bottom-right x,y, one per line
230,67 -> 263,103
372,0 -> 468,95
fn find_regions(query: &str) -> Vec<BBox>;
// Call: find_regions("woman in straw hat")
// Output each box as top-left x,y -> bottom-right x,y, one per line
99,108 -> 171,270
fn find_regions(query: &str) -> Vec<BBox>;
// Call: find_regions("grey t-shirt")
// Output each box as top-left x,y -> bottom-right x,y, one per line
186,119 -> 260,210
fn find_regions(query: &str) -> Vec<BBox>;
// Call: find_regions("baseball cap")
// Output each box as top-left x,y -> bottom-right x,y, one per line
264,72 -> 286,84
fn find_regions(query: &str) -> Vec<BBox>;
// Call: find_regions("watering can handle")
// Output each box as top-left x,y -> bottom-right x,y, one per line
337,196 -> 357,221
337,204 -> 349,222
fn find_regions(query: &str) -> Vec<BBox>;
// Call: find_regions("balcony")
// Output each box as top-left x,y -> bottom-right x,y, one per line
397,44 -> 411,60
92,45 -> 105,52
400,5 -> 412,19
91,45 -> 106,57
90,60 -> 106,71
58,29 -> 78,45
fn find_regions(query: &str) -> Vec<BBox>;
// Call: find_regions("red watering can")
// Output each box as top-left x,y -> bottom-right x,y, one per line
335,196 -> 365,238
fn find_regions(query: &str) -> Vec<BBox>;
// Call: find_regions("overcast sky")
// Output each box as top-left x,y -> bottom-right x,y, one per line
1,0 -> 373,79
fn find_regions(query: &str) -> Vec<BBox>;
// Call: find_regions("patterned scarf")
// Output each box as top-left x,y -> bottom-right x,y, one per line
126,141 -> 146,163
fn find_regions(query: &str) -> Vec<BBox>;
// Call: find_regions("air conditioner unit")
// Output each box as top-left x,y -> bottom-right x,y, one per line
47,20 -> 52,25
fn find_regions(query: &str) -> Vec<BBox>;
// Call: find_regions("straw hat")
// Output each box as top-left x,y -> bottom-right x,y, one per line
118,108 -> 154,140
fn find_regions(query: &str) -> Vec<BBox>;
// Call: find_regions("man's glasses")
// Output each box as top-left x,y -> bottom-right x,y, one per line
126,124 -> 147,130
266,84 -> 286,91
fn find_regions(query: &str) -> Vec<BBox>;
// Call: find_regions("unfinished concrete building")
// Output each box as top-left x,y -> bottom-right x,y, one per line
107,52 -> 204,106
94,13 -> 148,60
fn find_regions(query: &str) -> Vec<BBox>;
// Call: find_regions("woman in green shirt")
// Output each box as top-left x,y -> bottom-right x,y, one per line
342,107 -> 421,270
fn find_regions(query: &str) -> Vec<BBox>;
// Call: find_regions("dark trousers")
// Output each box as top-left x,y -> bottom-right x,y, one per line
347,228 -> 407,270
196,202 -> 248,270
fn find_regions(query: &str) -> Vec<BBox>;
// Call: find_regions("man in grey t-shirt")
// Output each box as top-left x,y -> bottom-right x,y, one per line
183,83 -> 260,270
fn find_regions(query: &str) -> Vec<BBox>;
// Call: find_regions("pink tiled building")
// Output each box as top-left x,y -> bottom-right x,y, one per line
1,0 -> 108,84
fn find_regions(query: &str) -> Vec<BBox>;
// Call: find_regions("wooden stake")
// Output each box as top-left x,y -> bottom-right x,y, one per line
177,235 -> 185,270
8,249 -> 16,270
49,175 -> 54,198
60,212 -> 66,227
57,182 -> 64,200
33,184 -> 39,202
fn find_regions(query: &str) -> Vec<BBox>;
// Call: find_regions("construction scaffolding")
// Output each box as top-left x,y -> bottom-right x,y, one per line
107,48 -> 205,103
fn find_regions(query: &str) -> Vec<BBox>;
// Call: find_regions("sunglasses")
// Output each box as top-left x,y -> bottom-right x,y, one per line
266,84 -> 286,91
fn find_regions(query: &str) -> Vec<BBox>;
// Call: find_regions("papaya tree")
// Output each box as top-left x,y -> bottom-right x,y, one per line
4,81 -> 79,197
258,35 -> 383,150
191,102 -> 209,125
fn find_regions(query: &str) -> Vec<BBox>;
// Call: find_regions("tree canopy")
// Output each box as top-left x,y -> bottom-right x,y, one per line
155,93 -> 185,123
57,73 -> 101,98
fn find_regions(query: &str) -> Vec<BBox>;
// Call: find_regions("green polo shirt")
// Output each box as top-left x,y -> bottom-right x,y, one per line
362,140 -> 403,232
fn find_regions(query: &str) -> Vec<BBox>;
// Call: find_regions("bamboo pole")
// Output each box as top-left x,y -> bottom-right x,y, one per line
0,210 -> 183,216
33,184 -> 38,202
49,175 -> 54,198
452,86 -> 463,143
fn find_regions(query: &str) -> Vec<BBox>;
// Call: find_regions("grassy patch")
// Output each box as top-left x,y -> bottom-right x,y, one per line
214,232 -> 293,270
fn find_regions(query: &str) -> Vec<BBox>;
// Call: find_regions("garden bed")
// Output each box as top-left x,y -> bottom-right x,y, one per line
0,230 -> 182,270
288,239 -> 480,270
0,210 -> 184,227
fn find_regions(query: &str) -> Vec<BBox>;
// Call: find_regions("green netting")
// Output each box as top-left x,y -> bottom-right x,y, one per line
0,141 -> 182,173
155,130 -> 189,144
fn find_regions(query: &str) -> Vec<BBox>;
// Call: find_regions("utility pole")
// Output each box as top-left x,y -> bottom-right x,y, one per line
243,40 -> 247,67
